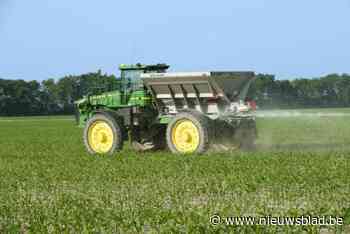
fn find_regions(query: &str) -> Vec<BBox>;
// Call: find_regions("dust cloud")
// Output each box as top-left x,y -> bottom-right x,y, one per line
256,110 -> 350,118
255,109 -> 350,152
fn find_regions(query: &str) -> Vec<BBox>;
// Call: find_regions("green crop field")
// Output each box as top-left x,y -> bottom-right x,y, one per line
0,109 -> 350,233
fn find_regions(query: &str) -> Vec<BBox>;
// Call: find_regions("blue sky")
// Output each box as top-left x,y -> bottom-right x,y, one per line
1,0 -> 349,80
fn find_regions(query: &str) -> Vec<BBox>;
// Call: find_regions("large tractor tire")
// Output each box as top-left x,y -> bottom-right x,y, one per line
83,114 -> 123,155
166,111 -> 211,154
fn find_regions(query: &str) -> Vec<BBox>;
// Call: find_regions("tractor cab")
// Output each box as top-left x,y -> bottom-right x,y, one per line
118,63 -> 169,91
119,63 -> 169,83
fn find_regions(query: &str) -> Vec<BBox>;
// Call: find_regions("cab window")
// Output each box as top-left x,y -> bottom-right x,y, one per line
123,70 -> 142,82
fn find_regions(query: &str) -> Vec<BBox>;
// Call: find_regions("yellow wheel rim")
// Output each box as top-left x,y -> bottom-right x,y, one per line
88,120 -> 114,154
171,119 -> 200,153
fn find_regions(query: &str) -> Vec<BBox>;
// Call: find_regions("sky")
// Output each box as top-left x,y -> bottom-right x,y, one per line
0,0 -> 349,81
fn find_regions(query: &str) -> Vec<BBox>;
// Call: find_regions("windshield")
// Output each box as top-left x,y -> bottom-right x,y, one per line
121,70 -> 144,90
123,70 -> 142,82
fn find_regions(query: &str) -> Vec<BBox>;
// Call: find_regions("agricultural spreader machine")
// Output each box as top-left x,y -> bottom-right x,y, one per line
75,64 -> 257,154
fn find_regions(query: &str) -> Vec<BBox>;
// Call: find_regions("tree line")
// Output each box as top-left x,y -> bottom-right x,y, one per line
0,71 -> 349,116
248,73 -> 350,109
0,70 -> 118,116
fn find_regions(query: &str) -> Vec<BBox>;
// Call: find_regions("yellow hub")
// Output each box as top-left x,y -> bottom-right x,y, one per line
171,119 -> 200,153
88,120 -> 114,154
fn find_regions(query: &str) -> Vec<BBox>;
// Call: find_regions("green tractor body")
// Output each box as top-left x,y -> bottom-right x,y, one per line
75,64 -> 257,154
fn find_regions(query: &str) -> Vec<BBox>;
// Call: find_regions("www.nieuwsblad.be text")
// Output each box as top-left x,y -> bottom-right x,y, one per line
210,215 -> 343,226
